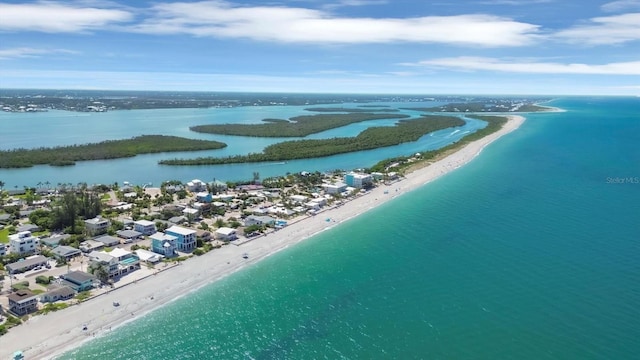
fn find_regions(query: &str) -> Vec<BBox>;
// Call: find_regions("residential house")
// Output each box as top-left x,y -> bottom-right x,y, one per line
51,245 -> 82,261
150,232 -> 178,258
344,172 -> 373,189
8,290 -> 39,315
60,271 -> 96,292
322,182 -> 347,195
116,229 -> 143,243
17,223 -> 39,233
289,195 -> 308,204
108,248 -> 140,276
166,225 -> 197,252
94,235 -> 121,247
195,192 -> 212,203
215,227 -> 237,241
135,248 -> 164,264
84,217 -> 110,236
186,179 -> 206,192
9,231 -> 39,256
0,243 -> 6,257
41,234 -> 70,248
244,215 -> 275,227
6,255 -> 48,274
88,248 -> 140,279
133,219 -> 157,235
79,240 -> 104,253
40,285 -> 75,303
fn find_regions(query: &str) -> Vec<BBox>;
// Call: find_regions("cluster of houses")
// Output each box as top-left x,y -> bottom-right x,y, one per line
1,171 -> 394,317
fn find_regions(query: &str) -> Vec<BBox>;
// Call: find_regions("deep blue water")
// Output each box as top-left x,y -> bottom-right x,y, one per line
58,96 -> 640,359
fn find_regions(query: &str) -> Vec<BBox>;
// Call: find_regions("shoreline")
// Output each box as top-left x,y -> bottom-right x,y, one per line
0,115 -> 526,360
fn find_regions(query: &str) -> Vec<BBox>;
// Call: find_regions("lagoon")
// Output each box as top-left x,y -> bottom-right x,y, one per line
0,100 -> 484,188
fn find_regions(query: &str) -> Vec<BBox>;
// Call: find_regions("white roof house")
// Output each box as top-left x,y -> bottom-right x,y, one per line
166,225 -> 197,236
215,227 -> 237,241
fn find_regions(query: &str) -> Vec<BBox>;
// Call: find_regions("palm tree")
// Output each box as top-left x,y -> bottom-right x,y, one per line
0,180 -> 4,190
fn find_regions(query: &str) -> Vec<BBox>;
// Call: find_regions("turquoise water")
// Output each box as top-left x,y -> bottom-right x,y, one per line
61,97 -> 640,359
0,100 -> 486,188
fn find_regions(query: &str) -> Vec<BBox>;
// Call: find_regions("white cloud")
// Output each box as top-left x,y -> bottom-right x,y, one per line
131,1 -> 540,47
0,47 -> 78,60
407,57 -> 640,75
555,13 -> 640,44
601,0 -> 640,12
478,0 -> 553,5
0,1 -> 133,33
322,0 -> 388,10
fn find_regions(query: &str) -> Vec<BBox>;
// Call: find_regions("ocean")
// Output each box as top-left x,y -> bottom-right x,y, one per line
10,96 -> 640,359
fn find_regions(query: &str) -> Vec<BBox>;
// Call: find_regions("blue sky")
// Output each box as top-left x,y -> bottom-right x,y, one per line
0,0 -> 639,95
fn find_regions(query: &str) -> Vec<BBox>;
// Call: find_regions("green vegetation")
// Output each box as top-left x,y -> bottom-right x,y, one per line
36,275 -> 51,285
0,135 -> 227,168
75,291 -> 92,302
162,115 -> 464,165
404,102 -> 550,113
37,302 -> 69,315
369,115 -> 508,173
0,227 -> 8,244
189,113 -> 409,137
303,107 -> 399,113
11,281 -> 30,291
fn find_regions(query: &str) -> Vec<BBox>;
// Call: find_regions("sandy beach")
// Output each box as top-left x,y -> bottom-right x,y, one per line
0,115 -> 525,360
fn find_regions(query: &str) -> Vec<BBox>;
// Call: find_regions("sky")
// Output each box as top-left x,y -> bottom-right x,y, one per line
0,0 -> 639,95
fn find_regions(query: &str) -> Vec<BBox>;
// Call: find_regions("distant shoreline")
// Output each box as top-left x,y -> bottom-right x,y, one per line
0,115 -> 527,360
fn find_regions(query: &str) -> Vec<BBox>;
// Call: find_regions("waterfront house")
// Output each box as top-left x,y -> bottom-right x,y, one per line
51,245 -> 82,261
344,172 -> 373,189
134,219 -> 157,235
40,285 -> 75,303
8,289 -> 39,316
88,248 -> 140,279
244,215 -> 276,227
84,216 -> 110,236
322,182 -> 347,195
5,255 -> 48,274
60,271 -> 97,292
135,248 -> 164,264
150,232 -> 178,257
166,225 -> 197,252
9,231 -> 39,256
215,227 -> 237,241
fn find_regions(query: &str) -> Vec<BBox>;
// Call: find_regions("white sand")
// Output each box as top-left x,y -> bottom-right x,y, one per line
0,115 -> 525,360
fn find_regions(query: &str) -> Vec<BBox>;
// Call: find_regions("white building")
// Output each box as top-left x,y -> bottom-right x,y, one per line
215,227 -> 237,241
85,216 -> 110,236
9,231 -> 39,256
134,219 -> 157,236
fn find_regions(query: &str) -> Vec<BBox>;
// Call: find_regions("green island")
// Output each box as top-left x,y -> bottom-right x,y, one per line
303,107 -> 399,113
189,112 -> 409,137
404,102 -> 551,113
369,115 -> 507,173
160,115 -> 464,165
0,135 -> 227,169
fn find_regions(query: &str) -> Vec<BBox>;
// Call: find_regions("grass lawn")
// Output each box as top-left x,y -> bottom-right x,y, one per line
0,227 -> 9,243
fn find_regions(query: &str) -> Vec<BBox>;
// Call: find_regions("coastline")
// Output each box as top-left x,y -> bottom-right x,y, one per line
0,115 -> 526,360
